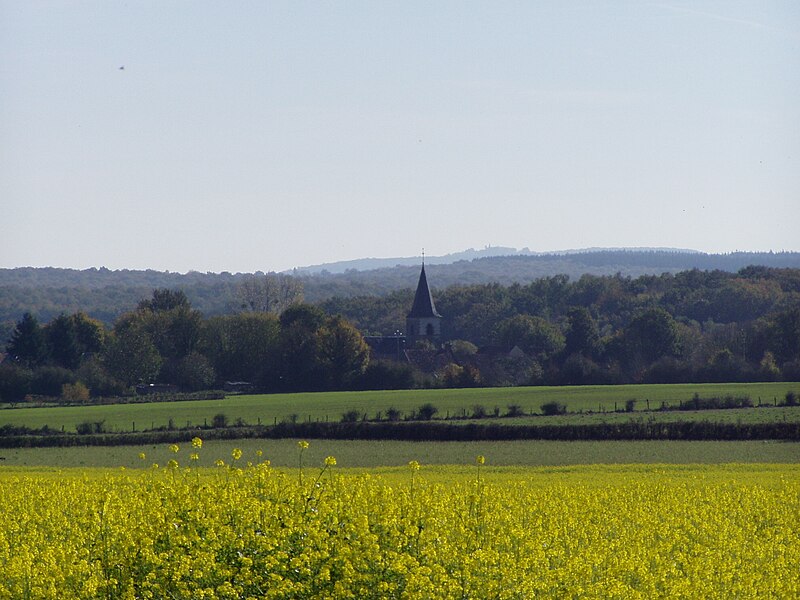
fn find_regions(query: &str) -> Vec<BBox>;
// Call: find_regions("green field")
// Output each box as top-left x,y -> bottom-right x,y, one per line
1,382 -> 797,432
1,438 -> 797,469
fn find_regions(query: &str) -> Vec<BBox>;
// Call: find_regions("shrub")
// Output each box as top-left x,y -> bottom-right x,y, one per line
471,404 -> 488,419
416,403 -> 438,420
506,404 -> 525,418
541,401 -> 567,416
341,409 -> 361,423
75,420 -> 105,435
625,399 -> 637,413
212,413 -> 229,428
386,407 -> 402,422
785,391 -> 798,407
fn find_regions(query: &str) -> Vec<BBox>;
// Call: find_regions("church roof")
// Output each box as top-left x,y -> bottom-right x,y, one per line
407,264 -> 442,318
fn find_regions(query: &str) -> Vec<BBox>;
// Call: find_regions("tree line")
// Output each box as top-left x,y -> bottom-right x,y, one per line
323,266 -> 800,386
0,289 -> 373,402
1,266 -> 799,401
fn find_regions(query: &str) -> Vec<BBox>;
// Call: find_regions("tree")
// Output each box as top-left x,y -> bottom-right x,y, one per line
6,313 -> 46,367
564,307 -> 599,357
0,363 -> 33,402
103,327 -> 162,387
174,352 -> 216,391
495,315 -> 565,361
317,316 -> 370,390
624,308 -> 680,364
278,304 -> 327,391
237,274 -> 304,314
137,288 -> 190,312
44,314 -> 81,370
200,313 -> 280,385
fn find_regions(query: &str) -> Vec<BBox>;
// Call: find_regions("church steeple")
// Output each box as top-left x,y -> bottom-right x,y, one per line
406,262 -> 442,342
407,264 -> 441,319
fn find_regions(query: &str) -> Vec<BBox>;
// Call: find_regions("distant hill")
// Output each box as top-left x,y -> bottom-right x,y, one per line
295,249 -> 800,300
2,249 -> 799,343
287,246 -> 701,275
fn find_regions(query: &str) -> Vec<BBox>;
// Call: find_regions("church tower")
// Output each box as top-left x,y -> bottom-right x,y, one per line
406,262 -> 442,344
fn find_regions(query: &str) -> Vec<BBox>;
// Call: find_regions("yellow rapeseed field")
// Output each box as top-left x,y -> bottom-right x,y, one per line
0,443 -> 797,599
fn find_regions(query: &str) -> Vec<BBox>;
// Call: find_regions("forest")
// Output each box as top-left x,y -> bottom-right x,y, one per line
2,250 -> 799,344
1,265 -> 799,402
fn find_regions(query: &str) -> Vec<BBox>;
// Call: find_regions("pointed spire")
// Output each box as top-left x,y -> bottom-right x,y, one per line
407,263 -> 441,318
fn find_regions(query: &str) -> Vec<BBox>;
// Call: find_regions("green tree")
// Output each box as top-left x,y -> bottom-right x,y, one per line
564,307 -> 599,357
624,308 -> 680,364
200,313 -> 281,385
5,313 -> 46,367
103,327 -> 162,387
317,316 -> 370,390
495,315 -> 565,361
174,352 -> 216,391
44,313 -> 81,370
137,288 -> 190,312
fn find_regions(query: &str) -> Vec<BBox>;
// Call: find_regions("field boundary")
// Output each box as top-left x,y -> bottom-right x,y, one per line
1,419 -> 798,448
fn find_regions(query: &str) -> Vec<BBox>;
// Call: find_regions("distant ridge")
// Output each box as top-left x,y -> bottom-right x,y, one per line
288,246 -> 702,275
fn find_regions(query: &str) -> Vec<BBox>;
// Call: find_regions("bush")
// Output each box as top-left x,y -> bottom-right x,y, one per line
341,409 -> 361,423
0,363 -> 33,403
61,382 -> 90,403
386,407 -> 402,422
30,366 -> 75,397
212,413 -> 229,428
415,403 -> 438,420
785,391 -> 798,407
625,399 -> 637,413
471,404 -> 488,419
76,420 -> 106,435
541,401 -> 567,416
506,404 -> 525,418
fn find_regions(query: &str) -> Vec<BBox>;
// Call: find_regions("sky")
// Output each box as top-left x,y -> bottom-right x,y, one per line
1,1 -> 799,274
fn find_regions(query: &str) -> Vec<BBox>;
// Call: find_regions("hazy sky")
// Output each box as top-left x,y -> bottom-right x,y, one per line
2,1 -> 798,273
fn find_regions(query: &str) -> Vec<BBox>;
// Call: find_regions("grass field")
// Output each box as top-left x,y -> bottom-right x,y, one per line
1,382 -> 797,432
1,438 -> 797,469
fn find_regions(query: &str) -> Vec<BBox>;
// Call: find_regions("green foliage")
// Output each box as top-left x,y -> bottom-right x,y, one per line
415,403 -> 438,420
495,315 -> 565,360
541,401 -> 567,416
6,313 -> 46,367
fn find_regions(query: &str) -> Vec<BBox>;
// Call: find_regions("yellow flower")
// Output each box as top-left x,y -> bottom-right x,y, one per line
231,448 -> 243,461
298,440 -> 309,450
214,459 -> 225,467
151,463 -> 159,469
408,460 -> 421,471
191,437 -> 203,449
190,453 -> 199,461
167,459 -> 178,469
476,455 -> 485,465
325,456 -> 337,467
169,444 -> 179,453
256,449 -> 263,457
138,452 -> 146,460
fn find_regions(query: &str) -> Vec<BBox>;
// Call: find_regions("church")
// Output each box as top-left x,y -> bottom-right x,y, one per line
363,262 -> 443,360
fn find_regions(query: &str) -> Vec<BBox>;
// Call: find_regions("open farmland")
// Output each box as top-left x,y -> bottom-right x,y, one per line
0,461 -> 796,598
1,382 -> 797,432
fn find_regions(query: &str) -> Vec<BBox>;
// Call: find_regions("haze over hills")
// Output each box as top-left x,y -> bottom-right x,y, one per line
287,246 -> 702,275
